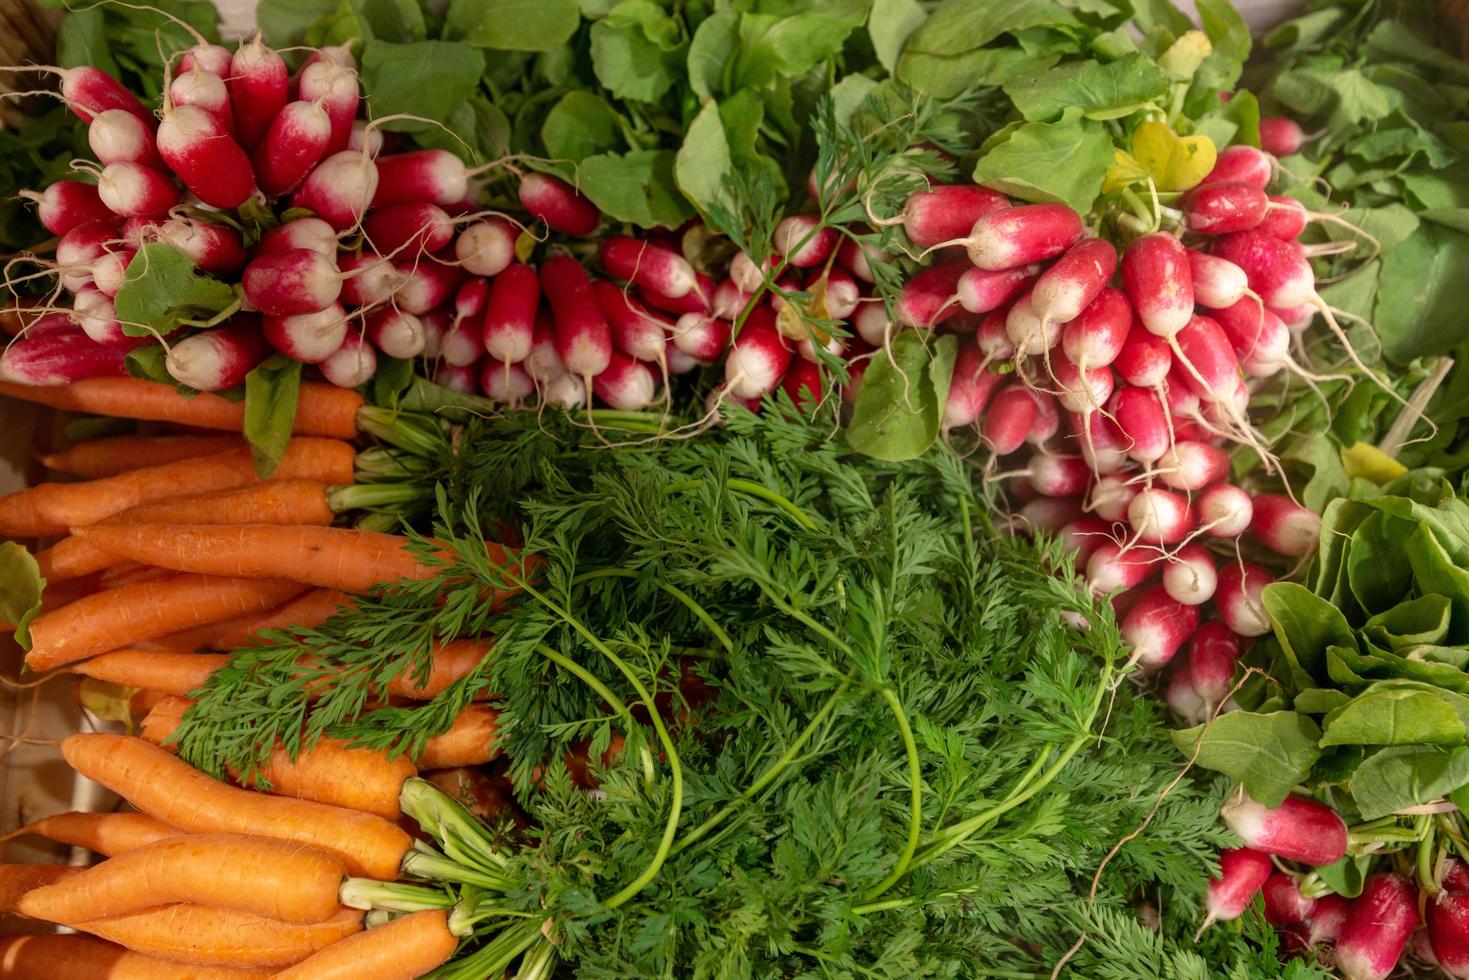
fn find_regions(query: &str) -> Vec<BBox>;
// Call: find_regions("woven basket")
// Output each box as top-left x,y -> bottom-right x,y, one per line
0,0 -> 58,129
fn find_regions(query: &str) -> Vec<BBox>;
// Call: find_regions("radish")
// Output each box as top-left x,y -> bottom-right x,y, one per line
981,385 -> 1038,455
296,59 -> 359,153
179,42 -> 232,77
1113,326 -> 1172,388
97,162 -> 181,219
229,33 -> 289,151
1162,544 -> 1216,606
56,221 -> 120,294
455,219 -> 516,277
53,66 -> 153,125
169,68 -> 234,136
155,217 -> 246,276
347,122 -> 384,155
164,318 -> 269,391
1309,894 -> 1351,946
944,344 -> 1001,429
301,43 -> 357,73
781,358 -> 826,409
593,281 -> 669,364
1121,585 -> 1199,669
1122,233 -> 1193,339
1216,561 -> 1272,636
1157,441 -> 1228,491
542,255 -> 612,377
338,251 -> 406,306
419,309 -> 448,359
1336,874 -> 1419,980
542,372 -> 588,408
956,264 -> 1035,315
439,316 -> 482,368
1258,117 -> 1306,157
896,259 -> 967,327
1128,487 -> 1192,545
1448,861 -> 1469,891
1061,287 -> 1132,384
1197,483 -> 1253,538
393,258 -> 464,315
91,247 -> 134,298
374,150 -> 474,208
0,325 -> 137,384
519,173 -> 600,237
1187,251 -> 1250,309
1051,354 -> 1113,413
1429,892 -> 1469,977
453,277 -> 489,323
837,238 -> 881,283
672,313 -> 731,363
364,203 -> 456,257
156,104 -> 256,209
1166,668 -> 1207,724
1263,874 -> 1316,927
1085,540 -> 1158,594
242,248 -> 341,316
1071,409 -> 1129,475
640,273 -> 715,317
724,305 -> 792,399
817,267 -> 860,320
262,303 -> 348,363
365,308 -> 426,359
23,181 -> 114,236
853,302 -> 891,347
259,218 -> 339,258
592,352 -> 657,409
1208,298 -> 1289,366
252,99 -> 331,196
729,251 -> 767,292
293,151 -> 379,230
1057,516 -> 1110,565
482,263 -> 539,363
1088,475 -> 1136,522
961,203 -> 1082,270
481,358 -> 536,404
71,287 -> 125,344
525,314 -> 567,382
1027,392 -> 1060,446
1004,293 -> 1061,357
773,215 -> 836,268
893,184 -> 1008,249
433,361 -> 477,393
1184,622 -> 1243,702
1030,237 -> 1117,329
712,279 -> 751,320
1259,196 -> 1308,240
1221,793 -> 1347,867
600,236 -> 697,298
1183,181 -> 1269,235
1203,847 -> 1273,927
1027,454 -> 1091,497
1109,385 -> 1170,463
1203,145 -> 1272,189
320,332 -> 377,386
1249,493 -> 1321,557
1017,497 -> 1084,533
86,109 -> 162,168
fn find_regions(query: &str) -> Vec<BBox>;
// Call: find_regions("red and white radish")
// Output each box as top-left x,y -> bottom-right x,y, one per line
1183,622 -> 1243,703
1085,539 -> 1158,595
292,151 -> 379,230
156,104 -> 256,209
1109,385 -> 1170,463
1127,487 -> 1191,545
1122,233 -> 1193,339
981,385 -> 1038,456
23,181 -> 115,237
91,247 -> 134,298
724,306 -> 792,399
671,313 -> 731,363
1187,251 -> 1250,309
955,264 -> 1035,315
1088,476 -> 1136,522
364,203 -> 455,258
374,150 -> 472,208
97,162 -> 180,219
252,99 -> 331,196
1336,874 -> 1419,980
1203,847 -> 1273,927
169,67 -> 234,136
259,218 -> 339,259
229,33 -> 289,151
242,248 -> 341,316
1004,293 -> 1060,357
1161,544 -> 1216,606
640,272 -> 714,317
1221,793 -> 1348,867
481,263 -> 538,364
519,173 -> 600,237
262,304 -> 348,363
1203,145 -> 1272,189
1216,561 -> 1272,636
944,343 -> 1001,429
1197,483 -> 1253,538
1250,493 -> 1321,557
1183,181 -> 1269,235
1157,440 -> 1228,491
320,332 -> 377,386
57,66 -> 153,125
1259,117 -> 1306,157
0,325 -> 136,384
71,287 -> 125,344
155,217 -> 246,276
1428,892 -> 1469,978
86,109 -> 162,168
1121,585 -> 1199,669
364,308 -> 426,359
773,215 -> 836,268
962,203 -> 1082,270
295,58 -> 359,154
542,255 -> 612,378
392,258 -> 464,315
1263,874 -> 1316,927
593,281 -> 668,364
592,352 -> 657,410
896,259 -> 966,328
894,184 -> 1008,249
164,318 -> 269,391
455,219 -> 516,277
600,236 -> 697,298
56,221 -> 120,294
1030,237 -> 1117,329
481,359 -> 536,404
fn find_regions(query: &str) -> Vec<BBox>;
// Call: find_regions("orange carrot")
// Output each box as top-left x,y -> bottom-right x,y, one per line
41,435 -> 245,478
73,524 -> 525,600
271,909 -> 459,980
0,933 -> 272,979
71,650 -> 229,696
416,705 -> 502,770
97,563 -> 176,591
61,734 -> 412,880
0,439 -> 354,538
77,904 -> 363,968
387,639 -> 492,699
141,697 -> 416,821
38,482 -> 338,582
166,588 -> 353,652
27,575 -> 307,671
8,811 -> 182,857
0,864 -> 82,913
19,833 -> 346,926
0,378 -> 362,439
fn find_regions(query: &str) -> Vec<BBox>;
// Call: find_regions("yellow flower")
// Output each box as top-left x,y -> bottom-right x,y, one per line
1341,442 -> 1408,483
1106,121 -> 1217,194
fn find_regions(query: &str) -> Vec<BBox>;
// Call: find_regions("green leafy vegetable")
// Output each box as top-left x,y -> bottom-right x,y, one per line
112,244 -> 239,339
846,332 -> 957,462
0,543 -> 44,650
243,357 -> 303,478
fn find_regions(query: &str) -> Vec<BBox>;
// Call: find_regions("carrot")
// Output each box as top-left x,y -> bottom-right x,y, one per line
37,481 -> 338,582
7,811 -> 182,857
388,639 -> 491,699
27,575 -> 307,671
19,833 -> 347,926
0,439 -> 354,538
416,704 -> 502,770
97,563 -> 176,591
77,904 -> 363,968
0,864 -> 82,913
141,697 -> 416,821
167,588 -> 353,652
271,908 -> 459,980
0,933 -> 272,979
41,435 -> 245,478
61,734 -> 412,880
72,650 -> 229,696
0,377 -> 362,439
73,524 -> 525,600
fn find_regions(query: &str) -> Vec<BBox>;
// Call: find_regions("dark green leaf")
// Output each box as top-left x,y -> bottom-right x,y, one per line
972,109 -> 1114,214
1004,51 -> 1168,122
868,0 -> 927,74
443,0 -> 580,50
244,357 -> 303,478
113,244 -> 238,338
1321,685 -> 1467,747
1375,224 -> 1469,364
369,355 -> 416,408
542,92 -> 623,161
846,332 -> 957,461
687,11 -> 738,99
579,150 -> 694,228
1171,711 -> 1322,808
903,0 -> 1076,59
1351,744 -> 1469,820
57,8 -> 121,77
257,0 -> 339,47
360,41 -> 485,132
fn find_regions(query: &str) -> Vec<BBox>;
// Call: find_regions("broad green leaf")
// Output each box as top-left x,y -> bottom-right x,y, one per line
1186,0 -> 1249,107
903,0 -> 1076,59
973,110 -> 1114,215
1375,225 -> 1469,364
1314,854 -> 1373,898
0,543 -> 43,649
124,344 -> 177,387
846,332 -> 957,462
1364,594 -> 1453,652
868,0 -> 926,73
1345,511 -> 1415,617
444,0 -> 580,50
113,243 -> 238,338
57,8 -> 121,77
359,41 -> 483,133
1171,711 -> 1322,808
1351,745 -> 1469,820
579,150 -> 694,229
590,5 -> 686,103
734,4 -> 868,89
1263,582 -> 1356,684
1295,688 -> 1352,715
1321,686 -> 1466,746
1405,522 -> 1469,637
675,101 -> 735,220
347,0 -> 427,41
1004,52 -> 1168,122
687,11 -> 738,99
244,356 -> 302,478
542,92 -> 622,162
898,47 -> 1050,100
829,74 -> 879,126
368,355 -> 415,409
1364,20 -> 1469,83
